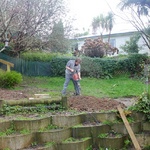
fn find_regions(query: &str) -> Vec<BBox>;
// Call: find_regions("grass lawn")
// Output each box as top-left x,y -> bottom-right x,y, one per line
18,75 -> 149,98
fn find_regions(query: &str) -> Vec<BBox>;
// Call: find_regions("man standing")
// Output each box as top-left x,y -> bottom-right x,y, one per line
62,58 -> 81,96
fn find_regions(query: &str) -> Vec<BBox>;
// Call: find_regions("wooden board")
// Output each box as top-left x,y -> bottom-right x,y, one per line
0,59 -> 14,72
117,105 -> 141,150
0,59 -> 14,67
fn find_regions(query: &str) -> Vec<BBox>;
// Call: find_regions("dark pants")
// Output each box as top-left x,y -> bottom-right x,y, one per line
62,73 -> 81,95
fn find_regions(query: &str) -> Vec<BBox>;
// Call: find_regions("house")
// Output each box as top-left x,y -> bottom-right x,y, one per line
73,31 -> 149,55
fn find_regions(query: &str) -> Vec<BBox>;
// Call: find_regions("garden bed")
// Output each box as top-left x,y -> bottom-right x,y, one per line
0,88 -> 126,111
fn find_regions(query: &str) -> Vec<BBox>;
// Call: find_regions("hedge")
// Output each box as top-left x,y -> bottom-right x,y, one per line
0,53 -> 148,78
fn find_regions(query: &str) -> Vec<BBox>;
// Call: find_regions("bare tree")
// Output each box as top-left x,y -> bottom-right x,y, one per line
0,0 -> 68,56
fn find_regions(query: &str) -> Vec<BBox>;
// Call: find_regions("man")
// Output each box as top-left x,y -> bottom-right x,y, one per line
62,58 -> 81,96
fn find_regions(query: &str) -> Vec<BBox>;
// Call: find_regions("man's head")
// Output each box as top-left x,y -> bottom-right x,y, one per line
75,58 -> 81,65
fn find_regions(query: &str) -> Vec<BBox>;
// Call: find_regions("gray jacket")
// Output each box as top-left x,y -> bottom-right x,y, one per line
65,60 -> 81,74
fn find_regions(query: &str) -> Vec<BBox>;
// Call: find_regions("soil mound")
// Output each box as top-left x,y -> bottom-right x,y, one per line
68,96 -> 126,111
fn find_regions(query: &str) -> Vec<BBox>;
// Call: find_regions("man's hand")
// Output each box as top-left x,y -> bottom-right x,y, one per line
70,69 -> 74,72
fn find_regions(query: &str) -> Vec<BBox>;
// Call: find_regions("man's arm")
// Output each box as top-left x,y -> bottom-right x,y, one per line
78,72 -> 81,80
66,66 -> 74,72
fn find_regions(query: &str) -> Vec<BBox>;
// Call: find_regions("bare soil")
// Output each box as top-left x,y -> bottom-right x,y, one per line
68,95 -> 126,111
0,88 -> 31,100
0,88 -> 128,111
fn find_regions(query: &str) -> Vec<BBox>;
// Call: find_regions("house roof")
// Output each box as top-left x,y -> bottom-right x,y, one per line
74,31 -> 138,41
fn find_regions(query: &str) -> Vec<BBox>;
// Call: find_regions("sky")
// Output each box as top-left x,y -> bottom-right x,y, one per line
67,0 -> 135,34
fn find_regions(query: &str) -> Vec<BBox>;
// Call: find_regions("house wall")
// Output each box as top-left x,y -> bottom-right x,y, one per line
138,38 -> 149,54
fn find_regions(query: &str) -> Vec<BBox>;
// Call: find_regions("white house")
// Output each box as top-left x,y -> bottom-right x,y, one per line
74,31 -> 149,55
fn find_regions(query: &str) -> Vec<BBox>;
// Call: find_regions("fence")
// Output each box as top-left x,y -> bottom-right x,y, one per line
0,53 -> 52,76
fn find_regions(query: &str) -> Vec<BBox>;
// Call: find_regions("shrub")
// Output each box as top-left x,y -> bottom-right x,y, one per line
20,52 -> 61,62
126,54 -> 148,75
81,57 -> 114,78
50,57 -> 70,76
0,71 -> 22,88
0,69 -> 5,73
120,34 -> 141,54
129,92 -> 150,122
81,38 -> 118,58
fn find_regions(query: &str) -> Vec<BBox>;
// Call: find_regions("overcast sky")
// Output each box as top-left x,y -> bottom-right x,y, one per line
67,0 -> 135,34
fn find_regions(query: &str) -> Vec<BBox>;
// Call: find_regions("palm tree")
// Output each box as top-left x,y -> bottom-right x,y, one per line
92,14 -> 107,39
99,14 -> 106,39
105,12 -> 115,43
92,16 -> 100,34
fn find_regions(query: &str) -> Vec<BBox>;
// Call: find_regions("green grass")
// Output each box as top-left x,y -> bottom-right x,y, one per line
16,75 -> 149,98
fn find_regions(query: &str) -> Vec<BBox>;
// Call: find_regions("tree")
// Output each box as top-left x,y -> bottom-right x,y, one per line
105,12 -> 115,43
74,28 -> 89,37
92,16 -> 100,34
92,12 -> 115,42
92,14 -> 106,38
48,20 -> 70,53
0,0 -> 68,56
118,0 -> 150,49
120,33 -> 141,54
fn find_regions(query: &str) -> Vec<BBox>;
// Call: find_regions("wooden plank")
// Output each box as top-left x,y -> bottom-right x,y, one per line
34,94 -> 50,99
117,105 -> 141,150
0,59 -> 14,67
7,65 -> 10,72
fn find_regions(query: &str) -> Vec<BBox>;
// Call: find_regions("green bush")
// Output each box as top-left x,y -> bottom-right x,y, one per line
0,69 -> 5,73
0,71 -> 22,88
50,57 -> 71,76
81,57 -> 115,78
120,34 -> 140,54
1,52 -> 148,78
47,54 -> 148,79
20,52 -> 61,62
129,92 -> 150,122
126,54 -> 148,75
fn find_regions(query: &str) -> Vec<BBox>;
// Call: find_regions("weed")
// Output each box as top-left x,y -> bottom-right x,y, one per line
20,129 -> 30,134
39,124 -> 60,132
98,133 -> 108,138
0,103 -> 66,115
31,141 -> 37,147
143,145 -> 150,150
86,145 -> 92,150
124,139 -> 131,149
0,123 -> 15,137
98,130 -> 122,138
45,142 -> 55,147
102,120 -> 113,126
129,92 -> 150,122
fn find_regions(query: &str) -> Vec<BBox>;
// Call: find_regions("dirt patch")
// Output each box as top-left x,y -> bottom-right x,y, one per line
68,96 -> 126,111
0,88 -> 127,111
0,89 -> 31,100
